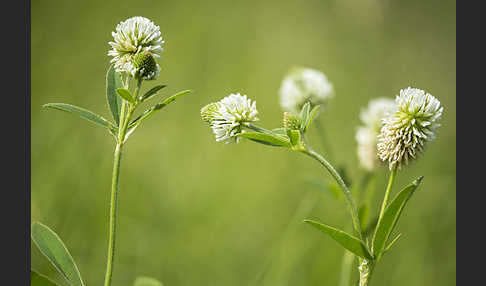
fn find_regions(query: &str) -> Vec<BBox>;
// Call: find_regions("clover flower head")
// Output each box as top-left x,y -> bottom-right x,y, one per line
201,93 -> 259,144
377,87 -> 443,170
108,16 -> 164,77
279,67 -> 334,114
356,98 -> 396,171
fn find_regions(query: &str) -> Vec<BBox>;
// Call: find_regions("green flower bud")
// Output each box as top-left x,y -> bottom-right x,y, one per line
200,102 -> 222,124
133,51 -> 160,80
283,112 -> 302,130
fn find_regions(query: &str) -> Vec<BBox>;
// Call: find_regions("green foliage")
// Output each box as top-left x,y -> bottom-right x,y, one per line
141,85 -> 167,101
128,90 -> 192,129
106,65 -> 123,125
134,276 -> 164,286
31,270 -> 60,286
304,220 -> 373,260
31,222 -> 85,286
43,103 -> 116,135
372,177 -> 423,259
302,105 -> 320,132
116,88 -> 136,104
236,131 -> 291,147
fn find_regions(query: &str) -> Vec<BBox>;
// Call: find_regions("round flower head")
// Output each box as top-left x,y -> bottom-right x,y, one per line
377,87 -> 443,170
201,93 -> 259,144
279,67 -> 334,114
108,16 -> 164,78
356,98 -> 396,171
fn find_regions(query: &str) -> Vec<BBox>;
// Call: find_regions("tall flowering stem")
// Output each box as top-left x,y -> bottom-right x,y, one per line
104,78 -> 143,286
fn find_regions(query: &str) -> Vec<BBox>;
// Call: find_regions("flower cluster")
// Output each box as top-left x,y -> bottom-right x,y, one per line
355,98 -> 396,171
377,87 -> 443,169
201,93 -> 259,143
279,67 -> 334,114
108,16 -> 164,79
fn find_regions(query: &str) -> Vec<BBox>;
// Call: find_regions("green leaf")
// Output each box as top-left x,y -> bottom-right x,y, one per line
384,233 -> 403,253
116,88 -> 136,104
129,90 -> 192,129
31,270 -> 60,286
304,220 -> 373,260
43,103 -> 116,133
303,105 -> 320,132
271,127 -> 287,136
134,276 -> 164,286
236,132 -> 291,148
141,85 -> 167,101
358,204 -> 369,231
31,222 -> 85,286
372,176 -> 423,258
300,102 -> 311,127
287,129 -> 301,146
106,64 -> 123,125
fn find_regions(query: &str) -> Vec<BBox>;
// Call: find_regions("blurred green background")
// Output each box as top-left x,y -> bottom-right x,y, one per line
31,0 -> 456,285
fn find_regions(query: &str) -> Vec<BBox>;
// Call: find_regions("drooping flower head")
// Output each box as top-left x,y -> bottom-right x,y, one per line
201,93 -> 259,143
108,16 -> 164,79
279,67 -> 334,114
356,98 -> 396,171
377,87 -> 443,170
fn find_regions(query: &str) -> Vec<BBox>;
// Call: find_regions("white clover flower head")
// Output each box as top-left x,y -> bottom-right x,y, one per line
108,16 -> 164,77
279,67 -> 334,114
356,98 -> 396,171
201,93 -> 259,144
377,87 -> 443,170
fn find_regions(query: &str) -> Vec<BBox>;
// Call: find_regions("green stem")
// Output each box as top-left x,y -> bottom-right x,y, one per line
103,77 -> 142,286
301,147 -> 363,240
376,166 -> 398,230
103,142 -> 123,286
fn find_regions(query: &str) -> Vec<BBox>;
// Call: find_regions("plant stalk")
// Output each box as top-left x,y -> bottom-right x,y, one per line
103,78 -> 142,286
376,166 -> 398,234
301,147 -> 363,239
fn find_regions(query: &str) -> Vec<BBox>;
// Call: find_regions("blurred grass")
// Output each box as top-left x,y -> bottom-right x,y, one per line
31,0 -> 456,285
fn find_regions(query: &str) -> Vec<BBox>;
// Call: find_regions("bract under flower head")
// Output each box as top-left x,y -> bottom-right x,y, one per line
377,87 -> 443,170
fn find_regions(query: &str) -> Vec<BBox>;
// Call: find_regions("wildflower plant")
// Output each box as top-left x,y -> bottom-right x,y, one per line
31,16 -> 191,286
201,86 -> 443,285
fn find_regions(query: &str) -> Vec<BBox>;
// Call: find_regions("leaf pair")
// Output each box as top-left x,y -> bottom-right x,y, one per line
299,102 -> 320,133
304,176 -> 423,261
31,222 -> 84,286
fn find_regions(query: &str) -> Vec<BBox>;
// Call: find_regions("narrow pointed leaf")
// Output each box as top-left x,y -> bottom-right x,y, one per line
384,233 -> 403,253
372,176 -> 423,258
236,132 -> 291,147
300,102 -> 311,127
141,85 -> 167,101
31,222 -> 85,286
271,127 -> 287,136
43,103 -> 116,132
106,64 -> 123,125
116,88 -> 135,104
304,220 -> 373,260
129,90 -> 192,129
134,276 -> 164,286
303,105 -> 320,132
31,270 -> 60,286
